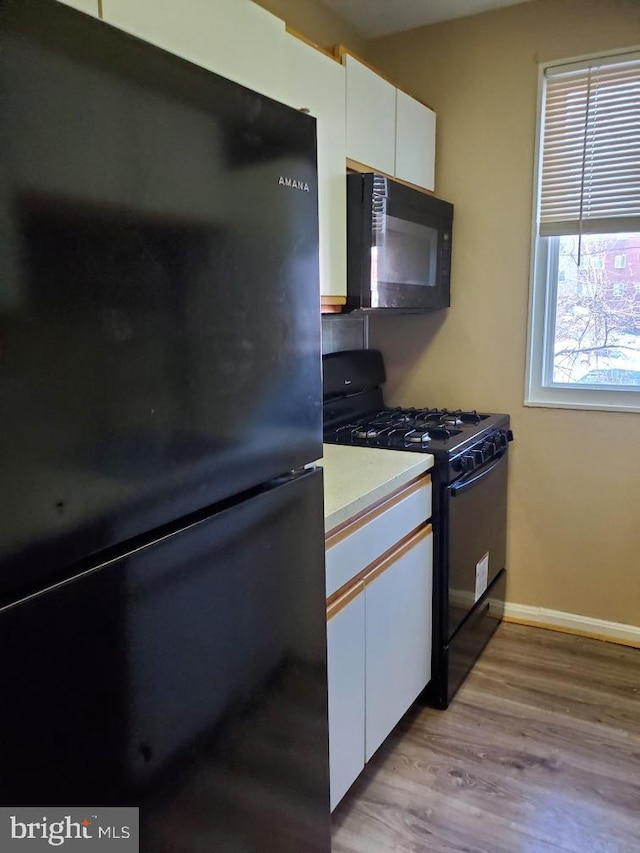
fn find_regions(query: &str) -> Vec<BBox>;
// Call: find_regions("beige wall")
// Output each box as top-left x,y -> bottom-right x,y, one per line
253,0 -> 367,54
368,0 -> 640,627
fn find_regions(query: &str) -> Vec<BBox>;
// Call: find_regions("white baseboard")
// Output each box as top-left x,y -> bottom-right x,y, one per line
503,602 -> 640,648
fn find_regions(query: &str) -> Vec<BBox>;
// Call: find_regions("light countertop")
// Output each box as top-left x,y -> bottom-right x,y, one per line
318,444 -> 434,534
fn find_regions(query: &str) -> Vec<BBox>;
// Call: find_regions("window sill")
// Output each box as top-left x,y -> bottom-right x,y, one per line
524,392 -> 640,414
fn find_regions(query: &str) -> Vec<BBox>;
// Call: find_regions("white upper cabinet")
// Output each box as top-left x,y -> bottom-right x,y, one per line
283,35 -> 347,299
344,54 -> 396,177
100,0 -> 288,103
57,0 -> 99,14
342,51 -> 436,192
395,89 -> 436,192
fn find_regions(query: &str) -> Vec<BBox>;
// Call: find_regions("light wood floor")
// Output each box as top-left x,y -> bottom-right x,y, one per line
332,622 -> 640,853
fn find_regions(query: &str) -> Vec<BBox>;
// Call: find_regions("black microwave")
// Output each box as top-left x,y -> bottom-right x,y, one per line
346,172 -> 453,312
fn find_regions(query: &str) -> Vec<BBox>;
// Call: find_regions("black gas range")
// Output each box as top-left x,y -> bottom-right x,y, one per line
323,349 -> 513,709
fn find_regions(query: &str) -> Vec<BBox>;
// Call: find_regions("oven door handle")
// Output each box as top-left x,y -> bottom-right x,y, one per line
450,453 -> 505,497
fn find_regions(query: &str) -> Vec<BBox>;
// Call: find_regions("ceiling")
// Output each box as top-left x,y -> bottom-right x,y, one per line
319,0 -> 536,37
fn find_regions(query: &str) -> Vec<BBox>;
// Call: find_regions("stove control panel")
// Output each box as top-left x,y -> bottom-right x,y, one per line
454,429 -> 512,476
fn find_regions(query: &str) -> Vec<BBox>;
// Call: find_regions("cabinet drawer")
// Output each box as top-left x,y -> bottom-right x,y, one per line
325,476 -> 431,597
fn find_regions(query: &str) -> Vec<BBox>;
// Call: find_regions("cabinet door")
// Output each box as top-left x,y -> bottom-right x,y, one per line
101,0 -> 288,102
284,37 -> 347,299
345,54 -> 396,176
395,89 -> 436,191
327,585 -> 365,811
365,525 -> 433,761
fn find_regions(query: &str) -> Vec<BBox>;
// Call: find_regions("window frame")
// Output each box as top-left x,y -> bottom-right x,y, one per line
525,48 -> 640,414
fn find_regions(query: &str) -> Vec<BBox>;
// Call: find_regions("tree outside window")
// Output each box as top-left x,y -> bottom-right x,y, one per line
551,233 -> 640,385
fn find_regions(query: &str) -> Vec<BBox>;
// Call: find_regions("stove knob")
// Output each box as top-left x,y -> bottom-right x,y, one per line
461,454 -> 475,473
471,449 -> 484,466
497,431 -> 508,448
484,440 -> 497,459
507,429 -> 514,442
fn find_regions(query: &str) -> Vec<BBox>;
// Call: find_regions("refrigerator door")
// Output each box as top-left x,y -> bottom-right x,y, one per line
0,0 -> 321,596
0,468 -> 330,852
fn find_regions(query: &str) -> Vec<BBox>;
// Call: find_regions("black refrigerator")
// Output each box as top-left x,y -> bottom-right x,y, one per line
0,1 -> 331,850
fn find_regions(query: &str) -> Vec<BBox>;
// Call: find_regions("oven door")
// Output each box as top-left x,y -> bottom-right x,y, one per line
444,451 -> 508,640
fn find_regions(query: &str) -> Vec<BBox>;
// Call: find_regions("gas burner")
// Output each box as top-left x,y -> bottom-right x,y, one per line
409,408 -> 488,428
415,411 -> 449,427
441,412 -> 466,427
428,425 -> 462,440
354,427 -> 379,440
406,430 -> 431,444
456,410 -> 485,425
382,409 -> 415,425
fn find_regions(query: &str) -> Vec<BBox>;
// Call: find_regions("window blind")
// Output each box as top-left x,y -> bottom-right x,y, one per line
539,53 -> 640,237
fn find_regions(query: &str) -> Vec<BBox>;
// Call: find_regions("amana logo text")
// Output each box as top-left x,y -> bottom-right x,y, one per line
278,176 -> 310,192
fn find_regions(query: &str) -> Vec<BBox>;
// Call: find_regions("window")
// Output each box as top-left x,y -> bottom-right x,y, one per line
527,51 -> 640,410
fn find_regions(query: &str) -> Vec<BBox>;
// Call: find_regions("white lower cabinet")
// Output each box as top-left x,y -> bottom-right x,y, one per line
327,585 -> 365,811
326,475 -> 433,810
364,526 -> 433,760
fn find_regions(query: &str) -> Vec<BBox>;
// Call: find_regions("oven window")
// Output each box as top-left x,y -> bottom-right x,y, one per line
374,216 -> 438,287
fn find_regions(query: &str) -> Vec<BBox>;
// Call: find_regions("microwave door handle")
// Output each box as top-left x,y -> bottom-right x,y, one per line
449,454 -> 505,497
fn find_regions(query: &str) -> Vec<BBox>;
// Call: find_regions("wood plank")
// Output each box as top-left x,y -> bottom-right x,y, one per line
321,296 -> 346,315
285,24 -> 341,63
332,622 -> 640,853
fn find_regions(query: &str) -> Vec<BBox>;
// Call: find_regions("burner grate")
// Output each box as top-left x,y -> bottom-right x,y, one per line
322,401 -> 505,459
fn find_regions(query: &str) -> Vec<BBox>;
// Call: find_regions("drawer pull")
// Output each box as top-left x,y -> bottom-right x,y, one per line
326,474 -> 430,546
326,580 -> 365,620
361,523 -> 432,586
